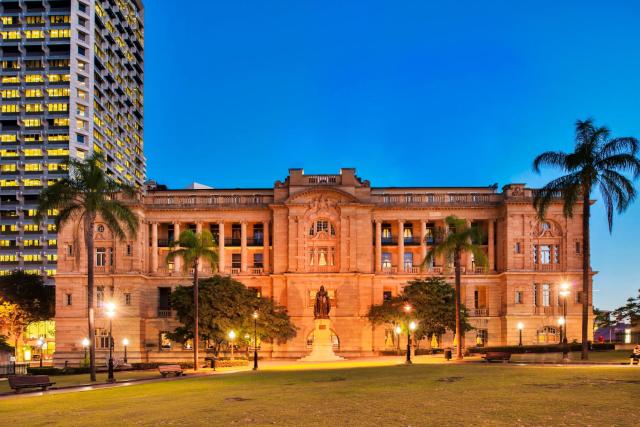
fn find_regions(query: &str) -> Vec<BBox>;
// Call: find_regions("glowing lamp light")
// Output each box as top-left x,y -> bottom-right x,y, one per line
559,282 -> 570,298
517,322 -> 524,331
558,317 -> 565,326
105,302 -> 116,318
228,330 -> 236,340
82,338 -> 90,347
394,325 -> 402,335
409,321 -> 417,331
252,311 -> 259,319
403,303 -> 412,313
122,338 -> 129,346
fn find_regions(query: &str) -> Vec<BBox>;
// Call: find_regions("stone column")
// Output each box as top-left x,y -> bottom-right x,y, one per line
375,220 -> 382,273
173,222 -> 181,272
218,221 -> 225,273
151,222 -> 158,273
466,219 -> 473,273
488,220 -> 495,272
398,220 -> 404,272
419,219 -> 427,267
241,222 -> 248,273
262,221 -> 270,273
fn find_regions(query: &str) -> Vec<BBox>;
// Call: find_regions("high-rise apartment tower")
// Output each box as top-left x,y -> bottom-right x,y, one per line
0,0 -> 145,280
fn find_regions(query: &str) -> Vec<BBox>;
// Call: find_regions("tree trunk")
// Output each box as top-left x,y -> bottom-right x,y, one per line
581,188 -> 591,360
193,259 -> 199,371
454,249 -> 463,360
85,214 -> 97,381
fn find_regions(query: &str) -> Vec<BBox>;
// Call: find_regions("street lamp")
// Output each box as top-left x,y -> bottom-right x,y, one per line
252,311 -> 259,371
82,337 -> 90,367
122,338 -> 129,365
517,322 -> 524,346
557,317 -> 565,346
37,337 -> 44,367
105,302 -> 116,383
559,282 -> 570,361
228,330 -> 236,360
406,321 -> 417,364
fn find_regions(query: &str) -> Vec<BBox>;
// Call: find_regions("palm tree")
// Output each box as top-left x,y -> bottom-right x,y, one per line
422,215 -> 486,359
166,229 -> 218,371
533,118 -> 640,360
36,153 -> 138,381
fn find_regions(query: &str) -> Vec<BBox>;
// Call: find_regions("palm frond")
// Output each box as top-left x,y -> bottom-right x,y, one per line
599,136 -> 639,159
596,154 -> 640,178
533,151 -> 568,173
533,173 -> 581,219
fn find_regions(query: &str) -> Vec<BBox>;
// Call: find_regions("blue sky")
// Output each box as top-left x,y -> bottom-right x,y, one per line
143,1 -> 640,309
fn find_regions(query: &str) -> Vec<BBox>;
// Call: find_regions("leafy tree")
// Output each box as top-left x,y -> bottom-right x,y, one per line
0,272 -> 54,358
36,153 -> 139,381
612,288 -> 640,330
0,272 -> 54,321
168,275 -> 296,356
422,216 -> 486,359
533,119 -> 640,359
0,334 -> 13,354
368,278 -> 472,348
166,229 -> 218,370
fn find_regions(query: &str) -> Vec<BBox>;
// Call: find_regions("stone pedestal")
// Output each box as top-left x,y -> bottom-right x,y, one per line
299,318 -> 344,362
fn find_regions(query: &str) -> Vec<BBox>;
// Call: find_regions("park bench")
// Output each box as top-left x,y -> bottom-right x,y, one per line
158,364 -> 184,377
8,375 -> 55,393
482,352 -> 511,363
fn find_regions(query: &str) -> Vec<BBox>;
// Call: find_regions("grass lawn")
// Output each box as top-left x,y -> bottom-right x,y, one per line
1,363 -> 639,426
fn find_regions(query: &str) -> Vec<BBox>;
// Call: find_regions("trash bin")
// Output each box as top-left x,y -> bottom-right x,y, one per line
444,349 -> 452,361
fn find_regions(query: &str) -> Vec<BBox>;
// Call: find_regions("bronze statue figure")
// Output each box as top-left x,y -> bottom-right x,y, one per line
314,285 -> 331,319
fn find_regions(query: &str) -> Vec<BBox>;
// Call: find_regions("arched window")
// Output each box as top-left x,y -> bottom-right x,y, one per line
309,219 -> 335,236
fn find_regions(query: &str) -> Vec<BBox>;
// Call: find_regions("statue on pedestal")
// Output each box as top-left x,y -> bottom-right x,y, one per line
314,285 -> 331,319
300,285 -> 343,362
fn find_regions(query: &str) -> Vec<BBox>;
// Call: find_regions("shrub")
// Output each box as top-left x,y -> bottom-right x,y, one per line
27,367 -> 61,375
468,344 -> 583,354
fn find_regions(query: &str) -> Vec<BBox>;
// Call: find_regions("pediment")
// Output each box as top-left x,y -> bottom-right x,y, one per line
285,188 -> 358,205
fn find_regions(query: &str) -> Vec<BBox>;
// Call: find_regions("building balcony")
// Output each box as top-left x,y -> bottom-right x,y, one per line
246,238 -> 263,247
381,237 -> 397,246
534,264 -> 561,272
157,309 -> 173,318
403,236 -> 422,246
225,237 -> 241,247
469,308 -> 490,317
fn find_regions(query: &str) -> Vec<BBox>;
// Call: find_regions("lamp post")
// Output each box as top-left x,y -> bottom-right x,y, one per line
105,302 -> 116,383
403,303 -> 413,364
252,311 -> 259,371
37,338 -> 44,367
557,316 -> 565,345
406,321 -> 417,364
82,338 -> 90,367
228,330 -> 236,360
517,322 -> 524,346
559,282 -> 570,361
122,338 -> 129,365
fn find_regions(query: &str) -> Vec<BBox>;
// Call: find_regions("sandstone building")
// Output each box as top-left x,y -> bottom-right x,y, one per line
53,168 -> 593,364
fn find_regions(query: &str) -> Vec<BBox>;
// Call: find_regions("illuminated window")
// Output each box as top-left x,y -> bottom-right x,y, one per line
1,104 -> 19,113
25,75 -> 44,83
25,163 -> 42,172
48,74 -> 70,83
24,148 -> 43,157
1,76 -> 19,84
26,16 -> 44,25
0,134 -> 17,142
50,29 -> 70,38
77,105 -> 86,116
24,224 -> 40,232
22,119 -> 42,127
1,90 -> 19,99
1,17 -> 14,25
48,103 -> 68,112
47,88 -> 70,97
25,104 -> 44,113
53,118 -> 70,127
76,119 -> 86,129
77,89 -> 87,100
25,30 -> 45,39
25,89 -> 43,98
1,164 -> 16,172
0,31 -> 21,40
51,15 -> 71,24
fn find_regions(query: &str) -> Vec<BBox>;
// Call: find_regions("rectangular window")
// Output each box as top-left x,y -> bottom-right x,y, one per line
253,223 -> 264,244
95,328 -> 110,349
124,293 -> 131,306
253,253 -> 263,268
533,284 -> 538,307
158,287 -> 171,311
67,244 -> 74,256
425,223 -> 435,244
248,287 -> 262,298
381,252 -> 392,268
514,242 -> 521,254
383,291 -> 392,301
96,247 -> 106,266
403,252 -> 413,270
65,293 -> 72,306
515,290 -> 523,304
96,286 -> 104,308
554,245 -> 560,264
542,284 -> 551,307
575,241 -> 581,255
539,245 -> 551,264
231,253 -> 241,269
126,244 -> 132,256
576,291 -> 584,304
159,332 -> 171,350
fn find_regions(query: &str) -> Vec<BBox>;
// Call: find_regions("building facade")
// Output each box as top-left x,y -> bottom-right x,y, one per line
0,0 -> 145,280
53,168 -> 593,365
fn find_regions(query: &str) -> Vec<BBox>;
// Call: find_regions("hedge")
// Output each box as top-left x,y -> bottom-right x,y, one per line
468,342 -> 615,354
